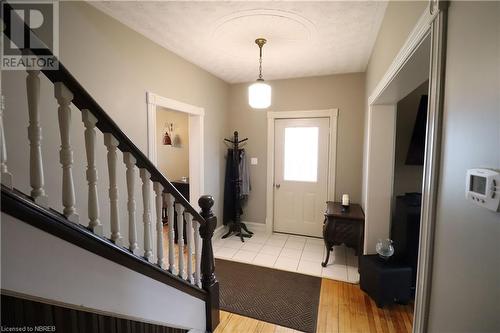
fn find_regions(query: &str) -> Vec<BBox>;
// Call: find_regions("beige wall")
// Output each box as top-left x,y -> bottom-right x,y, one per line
156,108 -> 190,182
229,73 -> 365,224
428,2 -> 500,331
3,0 -> 230,257
393,81 -> 428,197
362,1 -> 427,210
365,1 -> 427,96
363,1 -> 499,330
58,2 -> 230,225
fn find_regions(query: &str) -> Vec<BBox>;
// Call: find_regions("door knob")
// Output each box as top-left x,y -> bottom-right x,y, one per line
275,184 -> 281,189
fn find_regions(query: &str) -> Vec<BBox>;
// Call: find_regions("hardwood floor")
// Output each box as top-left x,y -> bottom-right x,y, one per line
317,279 -> 413,333
215,311 -> 301,333
162,226 -> 197,272
215,278 -> 413,333
161,226 -> 413,332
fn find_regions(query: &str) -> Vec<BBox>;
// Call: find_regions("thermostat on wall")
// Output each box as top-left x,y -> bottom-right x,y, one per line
465,168 -> 500,212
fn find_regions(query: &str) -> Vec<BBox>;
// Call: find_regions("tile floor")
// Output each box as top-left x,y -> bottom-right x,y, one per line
213,229 -> 360,283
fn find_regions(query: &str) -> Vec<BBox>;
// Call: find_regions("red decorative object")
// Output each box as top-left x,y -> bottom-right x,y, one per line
163,123 -> 173,145
163,131 -> 172,145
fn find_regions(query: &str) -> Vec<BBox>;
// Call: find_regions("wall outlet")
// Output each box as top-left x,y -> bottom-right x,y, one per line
250,157 -> 258,165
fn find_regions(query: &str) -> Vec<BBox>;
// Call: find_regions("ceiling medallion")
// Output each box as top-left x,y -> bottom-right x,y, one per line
211,9 -> 317,41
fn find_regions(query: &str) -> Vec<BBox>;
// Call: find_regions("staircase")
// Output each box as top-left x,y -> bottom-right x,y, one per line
1,5 -> 219,332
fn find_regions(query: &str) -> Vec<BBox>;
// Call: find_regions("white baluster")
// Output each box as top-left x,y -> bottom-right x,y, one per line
193,219 -> 202,288
166,193 -> 176,274
0,95 -> 12,188
124,152 -> 138,254
82,110 -> 102,236
175,203 -> 186,279
140,169 -> 153,261
54,82 -> 78,223
104,133 -> 122,245
185,212 -> 194,284
26,70 -> 48,206
154,182 -> 166,269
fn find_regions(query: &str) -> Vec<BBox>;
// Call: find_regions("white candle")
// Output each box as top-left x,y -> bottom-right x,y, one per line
342,194 -> 350,206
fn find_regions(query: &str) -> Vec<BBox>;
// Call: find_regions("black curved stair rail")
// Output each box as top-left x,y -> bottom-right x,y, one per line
1,186 -> 207,300
1,186 -> 220,332
2,2 -> 200,222
1,3 -> 219,332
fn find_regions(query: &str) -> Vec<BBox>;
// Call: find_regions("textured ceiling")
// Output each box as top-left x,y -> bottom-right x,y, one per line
91,1 -> 388,83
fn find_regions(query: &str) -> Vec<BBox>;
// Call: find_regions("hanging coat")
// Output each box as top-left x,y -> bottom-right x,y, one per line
223,148 -> 252,225
223,149 -> 240,225
239,150 -> 251,197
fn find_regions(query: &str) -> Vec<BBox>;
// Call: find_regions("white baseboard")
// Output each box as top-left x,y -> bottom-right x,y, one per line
187,329 -> 204,333
213,224 -> 226,240
213,221 -> 268,240
242,221 -> 267,233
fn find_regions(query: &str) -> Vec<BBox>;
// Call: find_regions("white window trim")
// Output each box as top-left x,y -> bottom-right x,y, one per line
266,109 -> 339,235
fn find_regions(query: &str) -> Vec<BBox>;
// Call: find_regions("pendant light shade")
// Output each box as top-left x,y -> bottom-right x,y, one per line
249,38 -> 271,109
248,79 -> 271,109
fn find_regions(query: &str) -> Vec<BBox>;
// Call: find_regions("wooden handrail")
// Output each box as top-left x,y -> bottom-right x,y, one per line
199,195 -> 220,332
1,186 -> 207,300
46,63 -> 205,223
2,2 -> 205,224
2,5 -> 220,330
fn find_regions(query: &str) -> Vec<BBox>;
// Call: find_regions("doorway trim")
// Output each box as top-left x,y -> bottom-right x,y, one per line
363,3 -> 448,333
146,92 -> 205,207
265,109 -> 339,235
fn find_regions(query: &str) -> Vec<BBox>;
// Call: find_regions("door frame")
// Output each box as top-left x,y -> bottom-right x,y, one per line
362,2 -> 448,332
146,91 -> 205,208
266,109 -> 339,235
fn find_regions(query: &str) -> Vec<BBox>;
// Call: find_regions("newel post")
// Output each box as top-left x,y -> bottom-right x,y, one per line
198,195 -> 220,333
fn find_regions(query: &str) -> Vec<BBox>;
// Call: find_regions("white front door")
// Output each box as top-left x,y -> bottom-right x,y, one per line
273,118 -> 329,237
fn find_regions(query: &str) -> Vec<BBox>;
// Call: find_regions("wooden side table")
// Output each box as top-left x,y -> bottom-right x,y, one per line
322,201 -> 365,267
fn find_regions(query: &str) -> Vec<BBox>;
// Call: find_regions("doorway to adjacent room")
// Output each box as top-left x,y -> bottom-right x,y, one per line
146,92 -> 204,207
363,2 -> 448,328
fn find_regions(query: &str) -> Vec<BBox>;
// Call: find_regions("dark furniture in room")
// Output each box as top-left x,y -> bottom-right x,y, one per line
360,255 -> 412,308
172,181 -> 190,201
405,95 -> 428,165
322,201 -> 365,267
171,181 -> 189,244
391,192 -> 422,289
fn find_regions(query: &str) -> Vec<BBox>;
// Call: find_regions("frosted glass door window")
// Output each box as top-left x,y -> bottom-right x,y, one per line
274,117 -> 330,237
283,127 -> 319,182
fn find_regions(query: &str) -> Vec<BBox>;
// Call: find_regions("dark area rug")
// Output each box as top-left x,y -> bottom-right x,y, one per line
215,258 -> 321,333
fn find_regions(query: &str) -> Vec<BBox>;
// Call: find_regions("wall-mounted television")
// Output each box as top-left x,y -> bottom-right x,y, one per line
405,95 -> 428,165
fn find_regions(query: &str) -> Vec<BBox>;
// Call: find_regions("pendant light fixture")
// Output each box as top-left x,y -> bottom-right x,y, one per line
248,38 -> 271,109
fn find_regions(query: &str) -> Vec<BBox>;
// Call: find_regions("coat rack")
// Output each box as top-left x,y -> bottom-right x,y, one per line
223,131 -> 253,242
